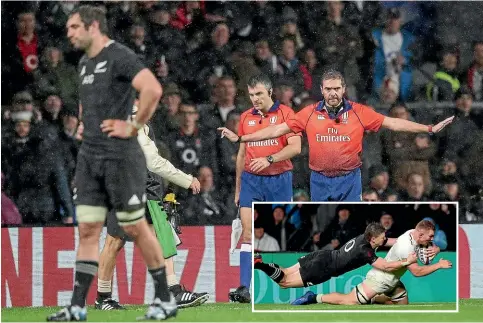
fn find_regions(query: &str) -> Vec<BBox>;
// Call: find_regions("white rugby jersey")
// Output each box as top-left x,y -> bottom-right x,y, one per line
366,229 -> 418,285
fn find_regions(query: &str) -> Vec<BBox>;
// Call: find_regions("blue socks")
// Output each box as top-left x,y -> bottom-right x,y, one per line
240,243 -> 252,288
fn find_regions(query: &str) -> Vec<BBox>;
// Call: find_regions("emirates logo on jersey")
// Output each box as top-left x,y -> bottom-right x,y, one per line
247,139 -> 279,147
269,116 -> 277,124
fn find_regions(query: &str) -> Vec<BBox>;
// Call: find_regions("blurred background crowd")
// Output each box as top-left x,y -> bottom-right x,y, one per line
1,1 -> 483,226
253,203 -> 457,252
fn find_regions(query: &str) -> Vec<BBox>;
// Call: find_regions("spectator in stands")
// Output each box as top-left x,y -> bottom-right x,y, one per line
433,175 -> 463,202
426,48 -> 460,101
314,1 -> 363,99
277,7 -> 305,51
368,165 -> 390,200
2,111 -> 74,224
441,86 -> 482,163
372,8 -> 416,102
254,39 -> 278,78
265,205 -> 295,251
153,55 -> 180,86
58,108 -> 80,190
150,83 -> 183,139
386,190 -> 399,202
273,79 -> 295,109
314,206 -> 358,251
193,23 -> 233,95
254,219 -> 280,252
381,103 -> 436,191
2,8 -> 43,103
1,173 -> 22,225
2,91 -> 41,135
459,131 -> 483,197
183,166 -> 233,225
147,3 -> 186,63
275,37 -> 304,94
199,76 -> 243,132
462,41 -> 483,101
126,23 -> 152,64
380,212 -> 397,238
230,41 -> 262,107
167,103 -> 216,181
170,1 -> 207,30
250,1 -> 277,41
362,188 -> 380,202
33,47 -> 78,106
342,1 -> 385,96
399,173 -> 429,201
299,48 -> 324,98
216,113 -> 239,192
40,93 -> 63,131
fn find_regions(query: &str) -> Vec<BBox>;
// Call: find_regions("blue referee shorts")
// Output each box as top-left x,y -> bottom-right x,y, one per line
239,171 -> 293,208
310,168 -> 362,202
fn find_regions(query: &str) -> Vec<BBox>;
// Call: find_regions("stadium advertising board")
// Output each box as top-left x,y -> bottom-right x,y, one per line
1,225 -> 482,307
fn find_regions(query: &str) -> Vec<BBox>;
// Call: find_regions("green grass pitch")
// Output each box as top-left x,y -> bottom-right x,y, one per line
2,299 -> 481,322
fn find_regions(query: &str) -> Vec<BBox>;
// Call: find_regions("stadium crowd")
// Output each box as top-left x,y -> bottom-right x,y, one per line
1,1 -> 483,226
253,203 -> 457,252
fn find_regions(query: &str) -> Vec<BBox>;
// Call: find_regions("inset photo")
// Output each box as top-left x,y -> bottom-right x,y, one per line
252,202 -> 458,313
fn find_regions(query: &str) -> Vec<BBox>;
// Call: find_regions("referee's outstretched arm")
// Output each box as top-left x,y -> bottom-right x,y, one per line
381,115 -> 454,134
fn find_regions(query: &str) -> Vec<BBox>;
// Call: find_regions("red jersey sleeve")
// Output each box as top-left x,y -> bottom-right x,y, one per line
238,111 -> 248,136
283,107 -> 303,139
286,105 -> 314,134
354,103 -> 385,132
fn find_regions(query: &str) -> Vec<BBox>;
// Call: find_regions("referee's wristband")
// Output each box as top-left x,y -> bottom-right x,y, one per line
428,125 -> 434,135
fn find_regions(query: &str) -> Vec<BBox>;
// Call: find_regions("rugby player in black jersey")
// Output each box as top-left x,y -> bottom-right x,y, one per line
48,5 -> 174,321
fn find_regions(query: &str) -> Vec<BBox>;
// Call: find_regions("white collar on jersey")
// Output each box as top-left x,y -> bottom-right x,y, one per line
104,40 -> 115,48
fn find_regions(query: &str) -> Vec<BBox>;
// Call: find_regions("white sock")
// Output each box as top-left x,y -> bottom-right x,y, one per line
98,279 -> 112,293
167,274 -> 178,287
316,294 -> 324,303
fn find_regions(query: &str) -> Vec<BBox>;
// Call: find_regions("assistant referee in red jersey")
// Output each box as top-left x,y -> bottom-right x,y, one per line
218,70 -> 454,201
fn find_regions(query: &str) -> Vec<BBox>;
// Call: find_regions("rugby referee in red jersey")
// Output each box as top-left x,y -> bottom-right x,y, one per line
218,70 -> 454,201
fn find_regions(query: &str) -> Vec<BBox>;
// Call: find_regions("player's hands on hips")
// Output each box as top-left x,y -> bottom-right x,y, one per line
432,116 -> 455,133
438,258 -> 452,269
250,157 -> 271,173
101,119 -> 138,138
217,127 -> 239,143
426,245 -> 440,258
189,177 -> 201,194
407,252 -> 417,265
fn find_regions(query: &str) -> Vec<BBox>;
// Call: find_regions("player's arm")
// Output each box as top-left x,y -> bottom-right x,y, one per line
137,126 -> 194,190
371,253 -> 417,272
407,258 -> 452,277
131,69 -> 162,126
381,115 -> 454,134
235,143 -> 246,205
385,238 -> 398,247
218,122 -> 292,143
271,135 -> 302,162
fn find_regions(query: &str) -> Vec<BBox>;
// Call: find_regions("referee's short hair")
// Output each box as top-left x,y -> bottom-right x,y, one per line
247,74 -> 273,92
71,5 -> 108,35
321,69 -> 346,87
364,222 -> 386,242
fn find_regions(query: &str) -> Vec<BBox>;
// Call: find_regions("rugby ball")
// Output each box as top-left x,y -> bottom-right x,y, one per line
416,242 -> 435,265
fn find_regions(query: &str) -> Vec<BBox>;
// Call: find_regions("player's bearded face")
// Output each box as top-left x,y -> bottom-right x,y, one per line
321,79 -> 345,107
66,14 -> 93,50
